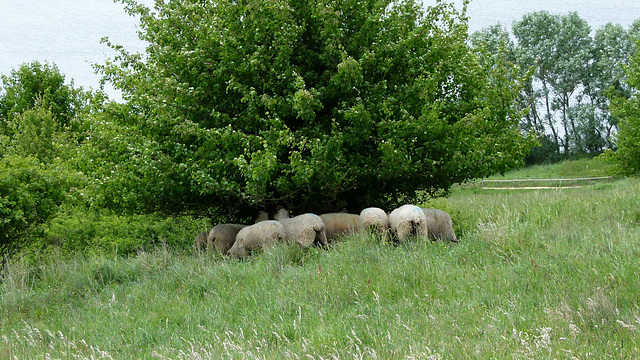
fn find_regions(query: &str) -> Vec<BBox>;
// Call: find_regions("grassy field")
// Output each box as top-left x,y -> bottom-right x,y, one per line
2,159 -> 640,359
483,156 -> 615,180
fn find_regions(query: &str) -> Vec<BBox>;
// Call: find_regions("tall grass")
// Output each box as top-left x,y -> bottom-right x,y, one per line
2,178 -> 640,359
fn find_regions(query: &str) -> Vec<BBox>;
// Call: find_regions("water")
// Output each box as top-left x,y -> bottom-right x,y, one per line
1,0 -> 639,100
0,0 -> 154,99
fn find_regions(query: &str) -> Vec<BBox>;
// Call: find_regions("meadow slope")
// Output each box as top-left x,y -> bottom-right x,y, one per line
2,162 -> 639,359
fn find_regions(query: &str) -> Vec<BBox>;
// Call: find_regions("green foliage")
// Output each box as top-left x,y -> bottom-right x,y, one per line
96,0 -> 532,216
0,62 -> 93,260
608,36 -> 640,175
0,156 -> 72,259
42,206 -> 210,256
0,102 -> 73,163
499,12 -> 639,161
0,61 -> 88,133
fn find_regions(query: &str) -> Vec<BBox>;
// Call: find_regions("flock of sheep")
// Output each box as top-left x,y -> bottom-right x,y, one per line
194,204 -> 458,258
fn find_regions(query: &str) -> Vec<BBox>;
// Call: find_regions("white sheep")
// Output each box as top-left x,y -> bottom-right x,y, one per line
227,220 -> 287,258
421,208 -> 458,243
359,207 -> 389,237
388,204 -> 428,242
275,212 -> 328,248
206,223 -> 248,253
319,213 -> 361,242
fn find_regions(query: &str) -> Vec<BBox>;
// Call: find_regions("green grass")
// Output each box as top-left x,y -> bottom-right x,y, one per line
485,156 -> 616,180
2,161 -> 640,358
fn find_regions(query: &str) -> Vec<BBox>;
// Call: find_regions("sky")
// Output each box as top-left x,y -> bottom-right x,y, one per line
437,0 -> 640,32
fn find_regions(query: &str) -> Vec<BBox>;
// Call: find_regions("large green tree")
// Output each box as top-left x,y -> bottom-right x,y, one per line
513,11 -> 562,152
95,0 -> 532,217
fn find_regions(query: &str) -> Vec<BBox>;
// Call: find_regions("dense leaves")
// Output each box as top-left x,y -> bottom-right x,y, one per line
0,156 -> 71,259
0,62 -> 85,260
96,0 -> 532,217
0,61 -> 88,133
608,36 -> 640,175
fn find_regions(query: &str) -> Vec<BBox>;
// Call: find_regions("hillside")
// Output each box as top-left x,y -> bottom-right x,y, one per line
2,159 -> 639,359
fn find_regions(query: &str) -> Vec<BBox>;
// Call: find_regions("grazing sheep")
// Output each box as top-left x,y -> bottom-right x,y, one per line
320,213 -> 361,242
193,231 -> 209,251
388,204 -> 428,242
421,208 -> 458,243
275,213 -> 328,248
207,224 -> 248,253
359,207 -> 389,236
227,220 -> 287,258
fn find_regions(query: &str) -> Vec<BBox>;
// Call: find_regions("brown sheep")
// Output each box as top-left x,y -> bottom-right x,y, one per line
421,208 -> 458,243
207,224 -> 248,253
320,213 -> 361,242
227,221 -> 287,258
193,231 -> 209,251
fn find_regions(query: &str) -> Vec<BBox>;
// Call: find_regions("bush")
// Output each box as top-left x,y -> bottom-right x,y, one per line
524,134 -> 561,165
0,156 -> 71,259
1,103 -> 73,163
0,61 -> 88,132
42,207 -> 211,256
608,37 -> 640,175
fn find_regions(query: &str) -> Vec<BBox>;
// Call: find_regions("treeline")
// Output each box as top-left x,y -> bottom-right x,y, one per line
470,11 -> 640,163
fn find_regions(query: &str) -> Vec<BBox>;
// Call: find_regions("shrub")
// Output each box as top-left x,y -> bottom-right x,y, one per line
42,207 -> 210,256
0,156 -> 71,260
608,37 -> 640,175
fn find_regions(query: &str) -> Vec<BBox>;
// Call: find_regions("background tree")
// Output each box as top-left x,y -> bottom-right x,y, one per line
608,30 -> 640,175
506,13 -> 639,162
0,61 -> 88,135
581,23 -> 633,150
549,12 -> 591,153
95,0 -> 532,218
512,11 -> 562,153
0,62 -> 85,261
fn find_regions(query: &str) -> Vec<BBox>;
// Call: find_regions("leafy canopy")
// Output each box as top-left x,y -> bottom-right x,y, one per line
609,35 -> 640,175
0,62 -> 86,260
0,155 -> 73,259
97,0 -> 532,217
0,61 -> 88,134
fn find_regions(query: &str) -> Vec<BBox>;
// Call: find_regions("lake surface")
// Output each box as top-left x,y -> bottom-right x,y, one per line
0,0 -> 154,99
1,0 -> 639,100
